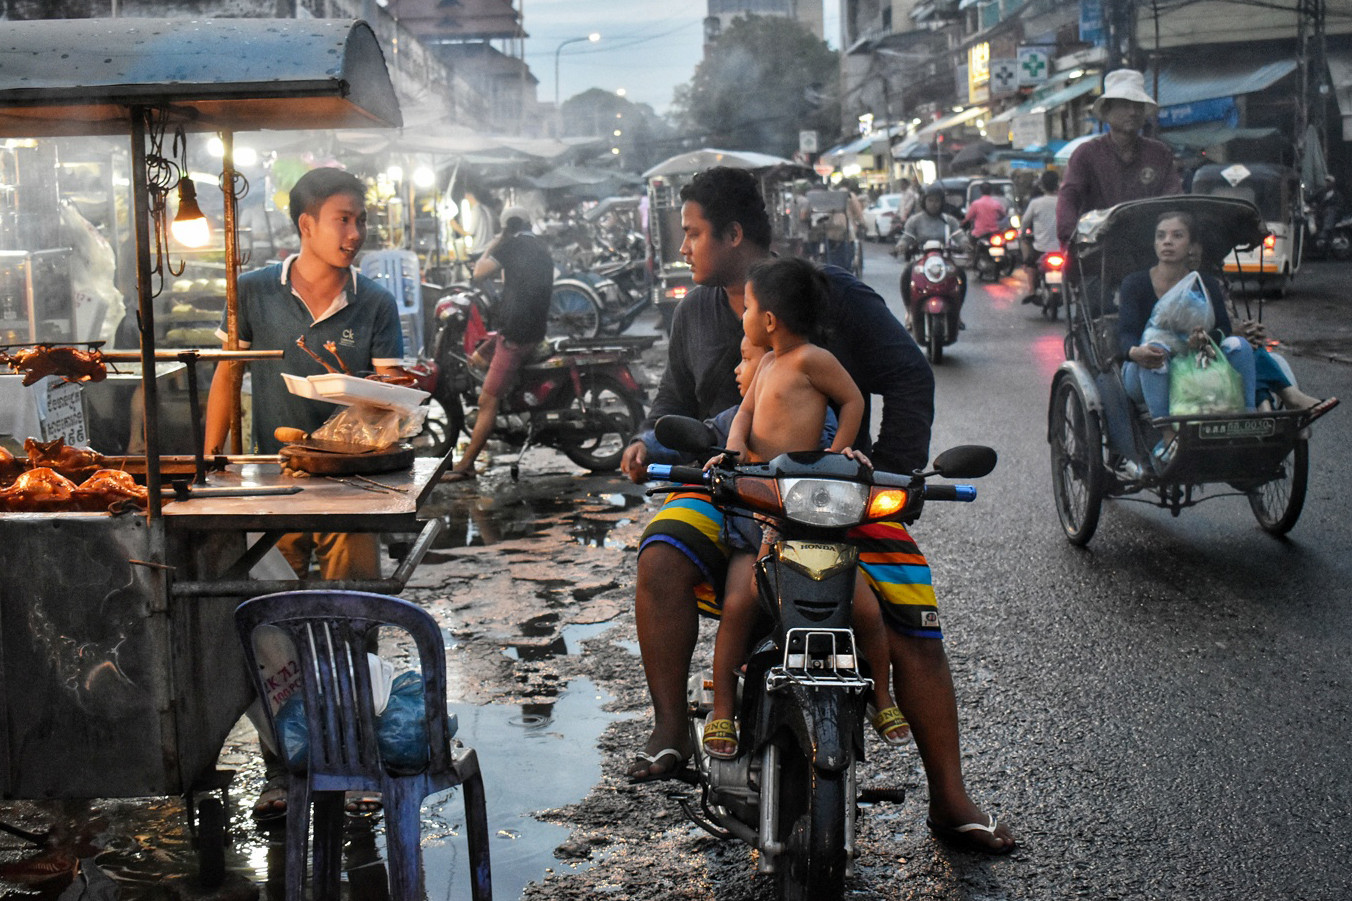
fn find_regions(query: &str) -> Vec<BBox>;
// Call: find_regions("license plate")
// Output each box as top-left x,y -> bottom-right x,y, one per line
989,246 -> 1004,258
1045,271 -> 1062,284
1198,418 -> 1276,439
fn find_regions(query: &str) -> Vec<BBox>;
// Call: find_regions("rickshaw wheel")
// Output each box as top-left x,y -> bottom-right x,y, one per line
1050,378 -> 1105,545
1248,437 -> 1308,535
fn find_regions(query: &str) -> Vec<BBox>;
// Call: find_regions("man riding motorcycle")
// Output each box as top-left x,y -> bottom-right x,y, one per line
893,186 -> 969,324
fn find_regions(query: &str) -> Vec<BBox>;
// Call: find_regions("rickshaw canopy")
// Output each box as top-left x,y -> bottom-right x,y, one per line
0,18 -> 402,136
1072,195 -> 1267,287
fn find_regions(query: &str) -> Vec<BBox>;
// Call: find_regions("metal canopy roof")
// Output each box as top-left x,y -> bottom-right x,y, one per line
0,18 -> 402,137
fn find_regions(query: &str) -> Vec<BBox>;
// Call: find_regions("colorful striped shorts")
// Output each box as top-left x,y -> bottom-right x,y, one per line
638,492 -> 942,639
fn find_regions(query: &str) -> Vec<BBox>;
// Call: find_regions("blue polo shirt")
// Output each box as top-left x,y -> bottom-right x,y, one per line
216,257 -> 404,453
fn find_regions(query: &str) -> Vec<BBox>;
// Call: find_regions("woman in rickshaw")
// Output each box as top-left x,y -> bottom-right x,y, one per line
1118,210 -> 1336,467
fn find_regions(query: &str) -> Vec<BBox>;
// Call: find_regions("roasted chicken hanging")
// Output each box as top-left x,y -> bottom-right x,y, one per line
0,345 -> 108,387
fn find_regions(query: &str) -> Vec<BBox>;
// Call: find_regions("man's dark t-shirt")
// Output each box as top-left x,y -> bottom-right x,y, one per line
489,231 -> 554,345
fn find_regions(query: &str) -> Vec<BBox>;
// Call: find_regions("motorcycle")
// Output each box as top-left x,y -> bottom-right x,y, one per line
645,415 -> 996,901
1026,247 -> 1067,320
901,234 -> 967,364
972,221 -> 1020,282
422,281 -> 651,476
1306,206 -> 1352,261
550,232 -> 654,338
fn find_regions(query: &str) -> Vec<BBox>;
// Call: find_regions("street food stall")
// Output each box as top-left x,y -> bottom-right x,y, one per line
0,17 -> 445,883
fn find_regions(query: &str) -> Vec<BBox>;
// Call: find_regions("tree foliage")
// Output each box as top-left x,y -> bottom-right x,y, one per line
672,15 -> 841,159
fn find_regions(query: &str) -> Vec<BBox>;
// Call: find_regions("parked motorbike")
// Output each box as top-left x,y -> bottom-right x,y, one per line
646,415 -> 996,901
550,232 -> 654,338
902,236 -> 966,364
422,281 -> 650,476
1306,205 -> 1352,261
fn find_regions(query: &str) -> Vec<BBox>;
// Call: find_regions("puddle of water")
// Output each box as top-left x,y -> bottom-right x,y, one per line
426,675 -> 618,900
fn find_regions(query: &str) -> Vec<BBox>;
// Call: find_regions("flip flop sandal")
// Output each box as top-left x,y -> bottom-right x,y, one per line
626,747 -> 689,784
344,791 -> 383,816
439,469 -> 477,483
867,704 -> 910,747
701,716 -> 739,760
1304,396 -> 1339,425
926,813 -> 1015,855
251,774 -> 288,824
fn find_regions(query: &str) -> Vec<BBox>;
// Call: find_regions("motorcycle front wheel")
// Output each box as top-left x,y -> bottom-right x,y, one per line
925,312 -> 944,364
774,739 -> 849,901
558,374 -> 646,471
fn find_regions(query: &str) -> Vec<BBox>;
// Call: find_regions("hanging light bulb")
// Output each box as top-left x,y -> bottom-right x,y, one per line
170,176 -> 211,248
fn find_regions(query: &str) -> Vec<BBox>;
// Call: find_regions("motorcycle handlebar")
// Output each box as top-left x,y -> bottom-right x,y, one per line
646,464 -> 707,485
923,484 -> 977,502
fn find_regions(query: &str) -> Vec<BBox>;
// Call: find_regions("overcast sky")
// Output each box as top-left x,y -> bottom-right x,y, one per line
520,1 -> 840,115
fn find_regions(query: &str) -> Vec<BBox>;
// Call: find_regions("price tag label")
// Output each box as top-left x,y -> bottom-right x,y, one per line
41,379 -> 88,446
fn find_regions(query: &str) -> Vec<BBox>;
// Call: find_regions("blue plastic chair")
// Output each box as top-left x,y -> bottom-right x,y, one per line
235,590 -> 492,901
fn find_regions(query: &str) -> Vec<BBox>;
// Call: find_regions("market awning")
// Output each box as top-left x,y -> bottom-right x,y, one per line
990,77 -> 1098,123
1148,59 -> 1297,109
0,18 -> 402,136
913,106 -> 987,140
1161,123 -> 1282,151
820,132 -> 878,162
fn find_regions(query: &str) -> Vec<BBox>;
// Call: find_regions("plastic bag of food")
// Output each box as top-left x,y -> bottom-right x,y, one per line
1169,337 -> 1244,415
1141,271 -> 1214,358
312,401 -> 428,448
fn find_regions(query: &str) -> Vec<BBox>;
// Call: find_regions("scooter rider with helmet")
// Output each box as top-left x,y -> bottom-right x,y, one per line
894,186 -> 969,321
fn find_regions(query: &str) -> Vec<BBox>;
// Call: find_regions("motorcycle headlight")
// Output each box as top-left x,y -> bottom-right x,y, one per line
779,478 -> 868,526
922,255 -> 949,282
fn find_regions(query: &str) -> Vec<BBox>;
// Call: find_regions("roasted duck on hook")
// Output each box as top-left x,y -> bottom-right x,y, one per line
0,345 -> 108,387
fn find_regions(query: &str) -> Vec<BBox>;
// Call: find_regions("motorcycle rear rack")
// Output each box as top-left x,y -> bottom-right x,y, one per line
767,628 -> 872,691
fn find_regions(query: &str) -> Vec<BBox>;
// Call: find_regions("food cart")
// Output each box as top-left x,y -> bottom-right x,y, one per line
0,18 -> 446,885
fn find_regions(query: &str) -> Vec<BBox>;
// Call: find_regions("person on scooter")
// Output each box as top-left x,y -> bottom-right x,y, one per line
1021,171 -> 1061,304
895,186 -> 968,328
962,181 -> 1008,242
442,205 -> 555,482
619,166 -> 1014,854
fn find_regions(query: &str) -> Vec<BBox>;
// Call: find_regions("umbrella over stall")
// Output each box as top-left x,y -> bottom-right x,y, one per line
642,147 -> 800,179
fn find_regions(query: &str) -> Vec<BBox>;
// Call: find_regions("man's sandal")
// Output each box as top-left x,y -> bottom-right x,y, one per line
868,704 -> 910,747
702,716 -> 739,760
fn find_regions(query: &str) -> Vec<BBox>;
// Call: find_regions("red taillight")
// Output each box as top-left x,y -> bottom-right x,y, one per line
1045,252 -> 1066,271
666,284 -> 689,301
990,233 -> 1004,247
1003,228 -> 1019,242
1263,234 -> 1276,250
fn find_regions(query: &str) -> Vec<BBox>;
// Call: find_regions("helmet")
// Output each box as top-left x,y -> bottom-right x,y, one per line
923,186 -> 945,203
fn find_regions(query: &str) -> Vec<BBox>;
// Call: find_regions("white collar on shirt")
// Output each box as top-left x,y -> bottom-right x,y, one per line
279,254 -> 351,325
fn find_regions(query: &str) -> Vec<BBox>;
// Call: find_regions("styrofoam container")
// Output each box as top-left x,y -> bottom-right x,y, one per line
282,372 -> 428,411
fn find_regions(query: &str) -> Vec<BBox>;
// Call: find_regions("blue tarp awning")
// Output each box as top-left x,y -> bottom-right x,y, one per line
1150,59 -> 1297,108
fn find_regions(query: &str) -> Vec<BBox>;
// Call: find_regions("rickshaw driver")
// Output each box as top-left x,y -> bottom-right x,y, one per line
619,166 -> 1015,854
1056,69 -> 1182,246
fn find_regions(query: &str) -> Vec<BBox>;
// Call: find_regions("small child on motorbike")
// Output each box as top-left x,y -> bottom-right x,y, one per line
701,256 -> 910,759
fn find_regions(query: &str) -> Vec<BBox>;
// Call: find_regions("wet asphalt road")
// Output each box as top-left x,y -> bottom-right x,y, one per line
1,248 -> 1348,901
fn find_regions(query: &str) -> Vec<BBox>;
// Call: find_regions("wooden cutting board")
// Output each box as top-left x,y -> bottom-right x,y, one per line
279,443 -> 415,475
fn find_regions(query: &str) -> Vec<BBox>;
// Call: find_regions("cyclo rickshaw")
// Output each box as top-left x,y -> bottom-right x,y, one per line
1047,195 -> 1325,546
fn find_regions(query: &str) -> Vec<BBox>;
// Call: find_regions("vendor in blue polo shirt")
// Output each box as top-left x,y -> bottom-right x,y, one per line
204,166 -> 406,581
204,166 -> 407,820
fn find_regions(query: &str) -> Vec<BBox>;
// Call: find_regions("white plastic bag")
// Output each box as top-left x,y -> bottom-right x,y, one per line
1140,271 -> 1214,358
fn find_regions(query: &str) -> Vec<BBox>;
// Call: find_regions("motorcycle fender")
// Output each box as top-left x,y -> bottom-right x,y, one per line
763,682 -> 863,774
923,297 -> 947,315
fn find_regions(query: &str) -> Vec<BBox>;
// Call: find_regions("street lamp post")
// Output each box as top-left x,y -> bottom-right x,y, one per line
555,32 -> 600,134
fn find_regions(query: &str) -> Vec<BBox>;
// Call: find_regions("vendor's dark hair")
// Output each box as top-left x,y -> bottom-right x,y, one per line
1156,209 -> 1197,242
679,167 -> 772,249
747,257 -> 829,343
289,167 -> 366,231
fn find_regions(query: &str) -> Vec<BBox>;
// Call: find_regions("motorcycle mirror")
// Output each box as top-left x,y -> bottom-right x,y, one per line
654,415 -> 719,454
931,445 -> 997,479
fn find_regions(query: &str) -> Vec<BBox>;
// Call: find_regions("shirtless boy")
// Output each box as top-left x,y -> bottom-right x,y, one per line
702,256 -> 909,758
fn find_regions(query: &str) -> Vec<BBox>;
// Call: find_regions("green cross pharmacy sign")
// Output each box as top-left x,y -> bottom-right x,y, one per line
1018,48 -> 1050,87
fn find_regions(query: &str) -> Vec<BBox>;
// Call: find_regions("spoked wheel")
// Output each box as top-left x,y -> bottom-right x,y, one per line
774,740 -> 849,901
1049,377 -> 1105,545
1248,437 -> 1308,535
925,312 -> 944,364
558,374 -> 646,471
548,280 -> 603,339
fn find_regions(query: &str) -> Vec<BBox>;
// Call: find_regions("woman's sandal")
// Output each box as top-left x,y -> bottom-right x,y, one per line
702,716 -> 739,760
251,774 -> 288,824
868,704 -> 911,747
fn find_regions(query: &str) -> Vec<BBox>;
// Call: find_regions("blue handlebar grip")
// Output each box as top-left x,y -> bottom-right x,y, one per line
955,485 -> 977,501
647,464 -> 674,481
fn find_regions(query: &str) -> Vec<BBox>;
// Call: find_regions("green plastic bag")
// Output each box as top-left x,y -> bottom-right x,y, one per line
1169,339 -> 1244,415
